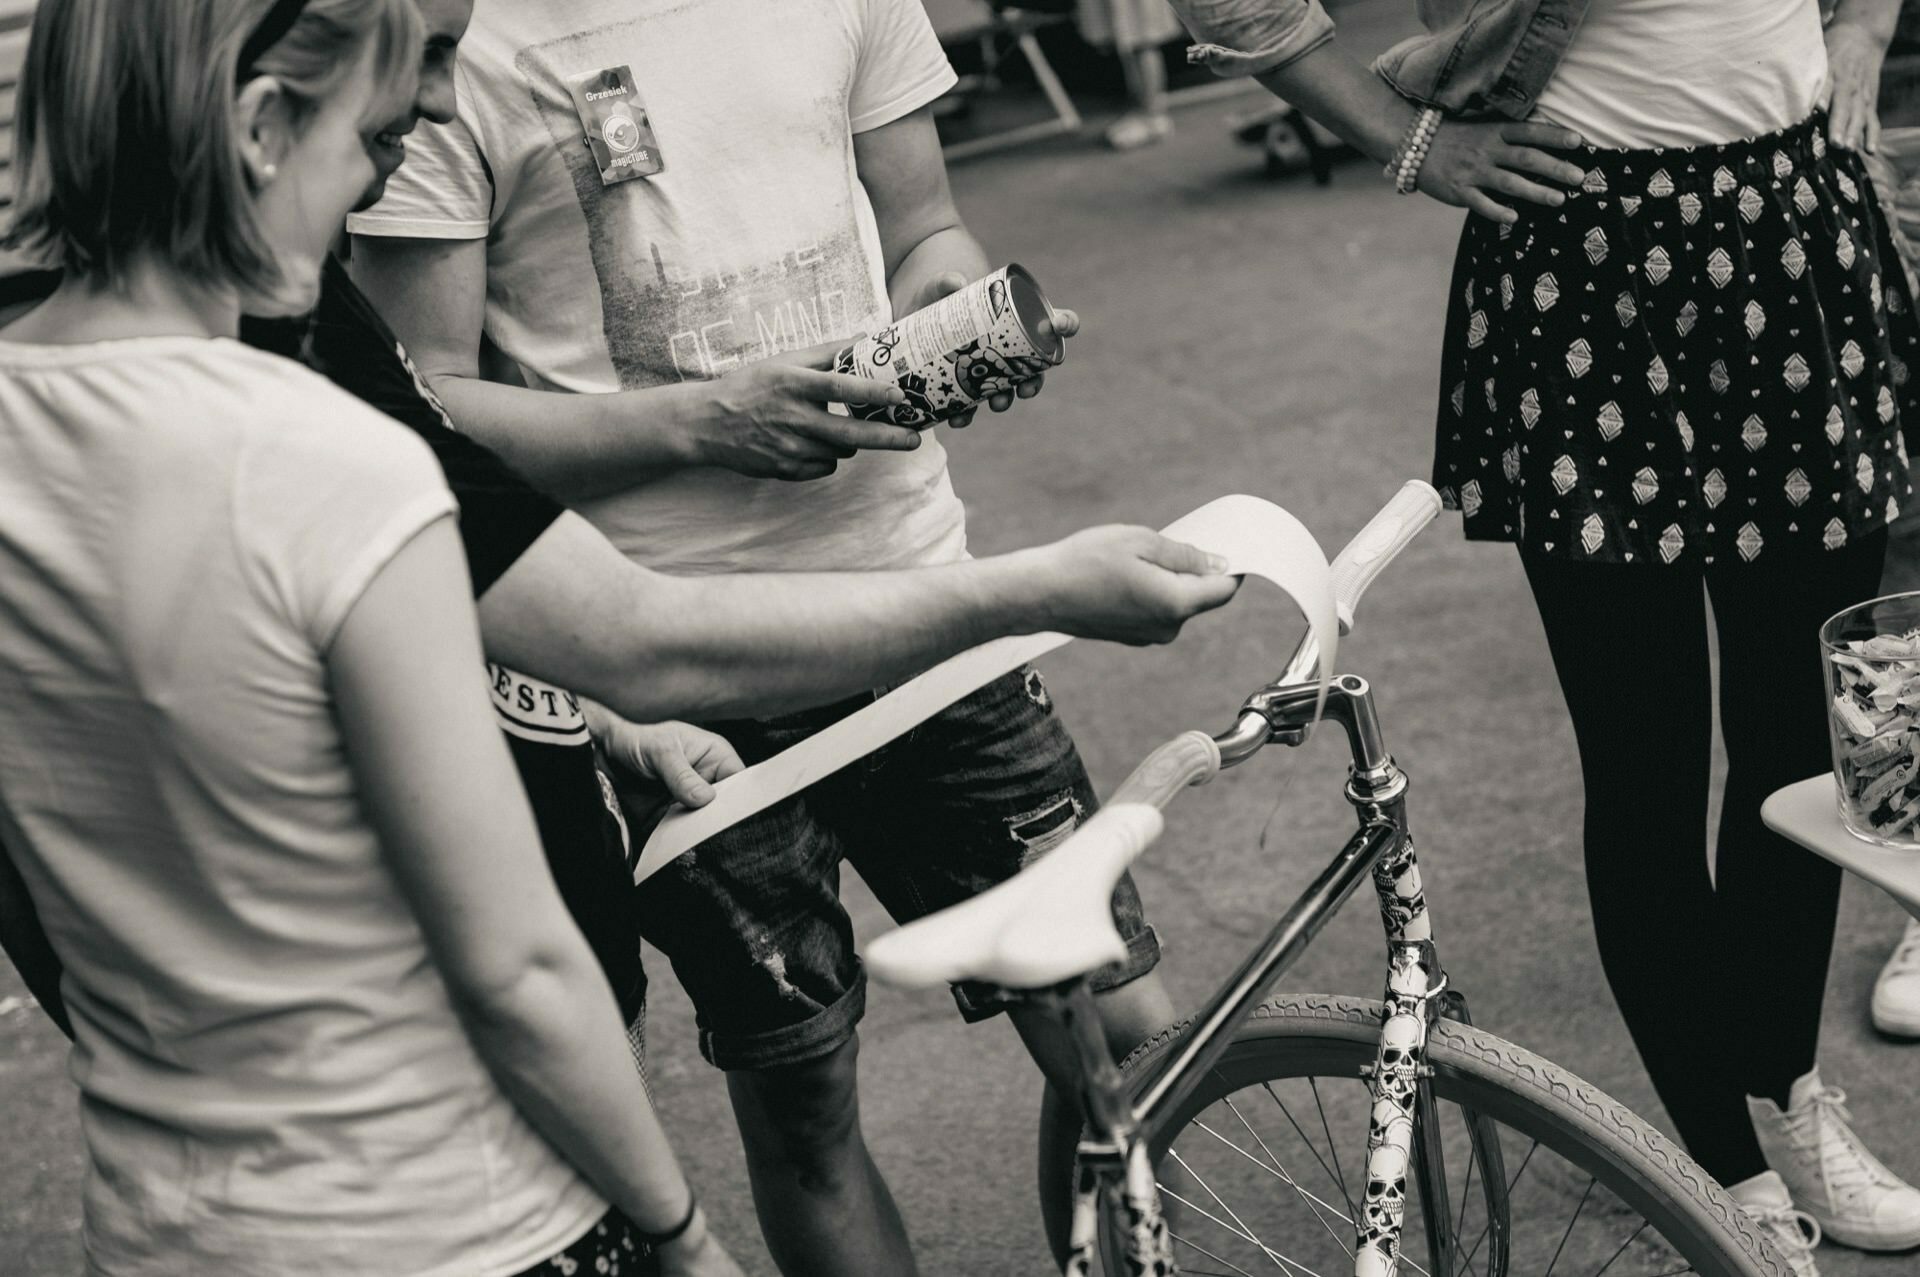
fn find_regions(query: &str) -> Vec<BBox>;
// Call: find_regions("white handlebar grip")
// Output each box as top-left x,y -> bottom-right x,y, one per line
1329,481 -> 1442,633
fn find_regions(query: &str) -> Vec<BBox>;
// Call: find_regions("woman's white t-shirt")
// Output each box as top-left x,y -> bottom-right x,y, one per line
0,336 -> 604,1275
1533,0 -> 1828,150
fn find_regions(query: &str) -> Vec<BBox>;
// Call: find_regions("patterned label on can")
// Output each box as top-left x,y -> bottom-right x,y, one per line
833,266 -> 1062,427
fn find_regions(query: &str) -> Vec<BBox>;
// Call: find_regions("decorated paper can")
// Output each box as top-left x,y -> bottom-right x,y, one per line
834,264 -> 1064,427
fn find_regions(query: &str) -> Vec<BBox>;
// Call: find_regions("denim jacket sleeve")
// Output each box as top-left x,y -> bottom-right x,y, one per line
1164,0 -> 1337,79
1372,0 -> 1589,119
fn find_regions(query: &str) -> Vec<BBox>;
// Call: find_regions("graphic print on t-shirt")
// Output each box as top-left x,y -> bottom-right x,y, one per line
488,661 -> 593,745
514,18 -> 882,390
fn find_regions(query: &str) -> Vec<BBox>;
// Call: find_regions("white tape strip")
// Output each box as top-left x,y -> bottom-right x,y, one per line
634,494 -> 1335,883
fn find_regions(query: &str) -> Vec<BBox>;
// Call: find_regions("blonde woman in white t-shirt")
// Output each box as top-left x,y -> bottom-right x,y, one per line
0,2 -> 744,1273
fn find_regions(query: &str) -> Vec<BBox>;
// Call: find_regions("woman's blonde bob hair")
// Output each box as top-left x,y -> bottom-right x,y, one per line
3,0 -> 420,297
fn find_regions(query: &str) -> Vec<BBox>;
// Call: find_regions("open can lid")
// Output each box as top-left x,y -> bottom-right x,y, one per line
1006,263 -> 1064,364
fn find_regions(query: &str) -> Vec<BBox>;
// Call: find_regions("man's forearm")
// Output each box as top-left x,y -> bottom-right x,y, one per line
489,547 -> 1055,724
431,374 -> 709,505
886,224 -> 992,321
599,554 -> 1048,721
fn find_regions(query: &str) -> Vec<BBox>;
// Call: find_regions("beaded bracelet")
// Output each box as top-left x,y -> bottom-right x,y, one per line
1384,106 -> 1442,195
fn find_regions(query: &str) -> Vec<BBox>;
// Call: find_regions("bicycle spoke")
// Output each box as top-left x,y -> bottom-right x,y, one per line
1168,1146 -> 1292,1272
1222,1096 -> 1355,1260
1309,1075 -> 1358,1222
1265,1081 -> 1356,1213
1591,1219 -> 1651,1277
1185,1114 -> 1439,1277
1541,1177 -> 1596,1277
1159,1187 -> 1331,1277
1167,1231 -> 1262,1277
1192,1117 -> 1354,1227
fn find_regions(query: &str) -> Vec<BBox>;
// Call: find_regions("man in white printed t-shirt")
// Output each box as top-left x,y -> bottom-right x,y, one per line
347,1 -> 1175,1270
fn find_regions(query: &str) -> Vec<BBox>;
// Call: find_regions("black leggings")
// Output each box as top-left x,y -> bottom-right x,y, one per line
1521,533 -> 1886,1186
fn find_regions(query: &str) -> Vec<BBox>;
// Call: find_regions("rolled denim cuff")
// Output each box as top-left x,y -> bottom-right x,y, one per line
1176,0 -> 1334,79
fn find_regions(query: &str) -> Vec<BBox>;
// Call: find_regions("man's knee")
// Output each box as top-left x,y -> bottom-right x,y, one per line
728,1034 -> 866,1173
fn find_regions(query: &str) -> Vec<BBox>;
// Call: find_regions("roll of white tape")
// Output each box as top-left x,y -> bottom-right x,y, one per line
634,493 -> 1336,883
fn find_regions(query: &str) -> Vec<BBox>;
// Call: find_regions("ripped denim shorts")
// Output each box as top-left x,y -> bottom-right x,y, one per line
632,666 -> 1161,1071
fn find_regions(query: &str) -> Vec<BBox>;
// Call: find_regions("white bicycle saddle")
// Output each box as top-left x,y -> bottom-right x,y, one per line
864,802 -> 1166,991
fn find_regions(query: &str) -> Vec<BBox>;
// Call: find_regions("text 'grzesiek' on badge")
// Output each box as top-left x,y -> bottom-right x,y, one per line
569,65 -> 664,184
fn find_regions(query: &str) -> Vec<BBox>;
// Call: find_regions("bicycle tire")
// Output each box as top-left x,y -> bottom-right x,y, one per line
1044,993 -> 1791,1277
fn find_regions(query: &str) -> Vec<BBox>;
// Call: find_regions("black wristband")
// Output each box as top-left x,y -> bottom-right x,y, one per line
634,1192 -> 699,1247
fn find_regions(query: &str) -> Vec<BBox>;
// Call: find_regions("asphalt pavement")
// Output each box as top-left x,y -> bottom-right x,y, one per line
4,33 -> 1919,1277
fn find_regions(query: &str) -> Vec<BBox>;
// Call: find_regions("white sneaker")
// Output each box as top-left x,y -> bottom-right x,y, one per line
1871,917 -> 1920,1038
1748,1067 -> 1920,1251
1728,1171 -> 1821,1277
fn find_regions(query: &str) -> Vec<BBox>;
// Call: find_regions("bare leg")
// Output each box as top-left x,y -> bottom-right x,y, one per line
1018,971 -> 1178,1262
1105,48 -> 1172,150
725,1034 -> 919,1277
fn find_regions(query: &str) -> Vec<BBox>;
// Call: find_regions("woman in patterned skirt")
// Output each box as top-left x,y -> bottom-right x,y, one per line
1160,0 -> 1920,1270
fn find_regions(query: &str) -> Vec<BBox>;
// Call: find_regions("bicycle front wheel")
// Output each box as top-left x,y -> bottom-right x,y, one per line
1047,994 -> 1790,1277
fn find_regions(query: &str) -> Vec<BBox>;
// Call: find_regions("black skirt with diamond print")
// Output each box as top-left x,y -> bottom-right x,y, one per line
1434,112 -> 1920,566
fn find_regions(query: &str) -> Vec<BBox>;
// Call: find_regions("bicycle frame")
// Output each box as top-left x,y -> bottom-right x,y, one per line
1048,673 -> 1506,1277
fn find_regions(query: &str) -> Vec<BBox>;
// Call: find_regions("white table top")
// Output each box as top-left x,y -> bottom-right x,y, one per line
1762,776 -> 1920,919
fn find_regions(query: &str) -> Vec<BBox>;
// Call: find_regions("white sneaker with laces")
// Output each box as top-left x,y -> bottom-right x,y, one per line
1871,917 -> 1920,1038
1748,1067 -> 1920,1251
1728,1171 -> 1821,1277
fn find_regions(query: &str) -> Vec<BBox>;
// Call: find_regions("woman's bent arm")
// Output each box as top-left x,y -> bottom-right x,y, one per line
328,518 -> 710,1241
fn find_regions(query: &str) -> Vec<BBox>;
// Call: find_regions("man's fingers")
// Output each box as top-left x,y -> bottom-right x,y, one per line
1014,376 -> 1044,400
774,458 -> 839,482
910,270 -> 969,313
1175,572 -> 1243,614
788,412 -> 925,452
787,338 -> 859,371
949,408 -> 976,428
1141,533 -> 1231,577
681,731 -> 746,784
988,391 -> 1015,412
652,752 -> 717,808
787,367 -> 906,408
697,742 -> 747,783
1042,308 -> 1080,341
1496,144 -> 1586,189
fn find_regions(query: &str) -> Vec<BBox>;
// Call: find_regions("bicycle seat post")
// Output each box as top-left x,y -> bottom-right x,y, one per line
1029,979 -> 1137,1158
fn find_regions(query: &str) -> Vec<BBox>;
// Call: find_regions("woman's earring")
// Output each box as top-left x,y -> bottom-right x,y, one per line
262,163 -> 279,180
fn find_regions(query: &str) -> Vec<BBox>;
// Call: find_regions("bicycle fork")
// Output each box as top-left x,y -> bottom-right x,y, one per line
1264,675 -> 1507,1277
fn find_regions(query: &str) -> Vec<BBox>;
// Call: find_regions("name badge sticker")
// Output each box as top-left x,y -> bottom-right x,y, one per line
568,64 -> 664,185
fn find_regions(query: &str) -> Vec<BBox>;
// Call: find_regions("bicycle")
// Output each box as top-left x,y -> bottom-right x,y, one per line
866,481 -> 1791,1277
